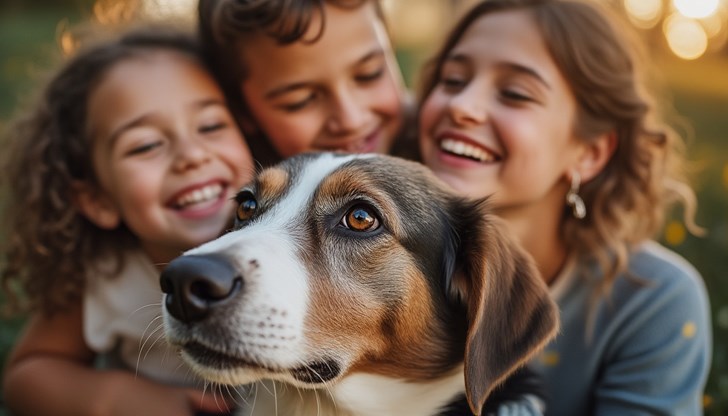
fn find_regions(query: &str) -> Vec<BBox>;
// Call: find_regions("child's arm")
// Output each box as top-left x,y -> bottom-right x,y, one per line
3,303 -> 231,416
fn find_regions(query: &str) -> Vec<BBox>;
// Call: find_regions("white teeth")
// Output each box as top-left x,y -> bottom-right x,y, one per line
175,184 -> 224,208
440,138 -> 495,162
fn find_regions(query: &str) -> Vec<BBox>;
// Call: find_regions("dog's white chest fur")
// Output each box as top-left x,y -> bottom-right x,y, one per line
237,370 -> 465,416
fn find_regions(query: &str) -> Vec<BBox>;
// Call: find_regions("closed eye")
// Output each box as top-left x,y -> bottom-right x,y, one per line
279,92 -> 317,112
355,67 -> 384,83
126,141 -> 163,156
440,76 -> 468,91
501,89 -> 533,102
199,122 -> 228,133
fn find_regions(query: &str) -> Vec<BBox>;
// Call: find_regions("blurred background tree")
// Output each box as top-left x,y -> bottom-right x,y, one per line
1,0 -> 726,414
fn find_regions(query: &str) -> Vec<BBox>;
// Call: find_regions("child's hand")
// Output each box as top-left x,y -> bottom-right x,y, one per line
106,378 -> 234,416
185,387 -> 237,416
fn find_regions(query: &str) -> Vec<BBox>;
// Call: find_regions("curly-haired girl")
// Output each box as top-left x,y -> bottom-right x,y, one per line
418,0 -> 711,414
1,26 -> 253,415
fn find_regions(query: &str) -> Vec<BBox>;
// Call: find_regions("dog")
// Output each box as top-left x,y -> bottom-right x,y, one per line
161,153 -> 558,416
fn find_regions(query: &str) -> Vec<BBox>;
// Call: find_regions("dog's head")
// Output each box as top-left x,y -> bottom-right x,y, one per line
161,153 -> 558,413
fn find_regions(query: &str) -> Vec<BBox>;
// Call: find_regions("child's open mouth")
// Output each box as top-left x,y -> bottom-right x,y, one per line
170,182 -> 226,211
439,138 -> 500,163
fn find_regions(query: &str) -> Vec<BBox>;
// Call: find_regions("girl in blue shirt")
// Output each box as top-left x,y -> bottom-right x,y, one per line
418,0 -> 711,414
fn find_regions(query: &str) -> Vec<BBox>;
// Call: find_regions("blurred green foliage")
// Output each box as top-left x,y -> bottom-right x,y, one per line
0,2 -> 727,416
668,86 -> 728,415
0,3 -> 92,414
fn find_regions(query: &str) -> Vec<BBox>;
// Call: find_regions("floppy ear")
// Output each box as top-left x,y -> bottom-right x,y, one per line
448,198 -> 559,414
72,180 -> 121,230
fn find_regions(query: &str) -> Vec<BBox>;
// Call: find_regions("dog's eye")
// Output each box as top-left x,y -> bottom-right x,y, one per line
341,205 -> 379,232
236,192 -> 257,222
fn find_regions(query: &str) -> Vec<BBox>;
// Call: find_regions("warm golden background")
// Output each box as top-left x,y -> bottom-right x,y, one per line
1,0 -> 726,414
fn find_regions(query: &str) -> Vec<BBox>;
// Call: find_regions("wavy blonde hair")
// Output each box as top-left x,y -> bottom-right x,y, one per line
419,0 -> 699,290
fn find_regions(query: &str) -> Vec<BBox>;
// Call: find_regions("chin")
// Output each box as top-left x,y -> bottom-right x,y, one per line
428,171 -> 484,199
182,225 -> 232,248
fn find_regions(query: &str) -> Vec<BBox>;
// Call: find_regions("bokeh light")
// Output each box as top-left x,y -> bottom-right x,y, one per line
718,305 -> 728,329
664,13 -> 709,60
700,10 -> 724,38
674,0 -> 720,19
384,0 -> 446,47
665,220 -> 687,246
56,19 -> 78,56
140,0 -> 196,21
624,0 -> 663,29
93,0 -> 138,26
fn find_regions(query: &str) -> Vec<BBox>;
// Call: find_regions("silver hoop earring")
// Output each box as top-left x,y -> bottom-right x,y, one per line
566,171 -> 586,219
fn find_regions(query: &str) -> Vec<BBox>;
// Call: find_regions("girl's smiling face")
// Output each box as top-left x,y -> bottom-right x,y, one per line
81,51 -> 253,264
419,10 -> 584,220
238,1 -> 406,157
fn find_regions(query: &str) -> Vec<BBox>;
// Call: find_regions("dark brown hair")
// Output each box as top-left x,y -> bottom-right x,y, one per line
419,0 -> 699,289
0,26 -> 208,315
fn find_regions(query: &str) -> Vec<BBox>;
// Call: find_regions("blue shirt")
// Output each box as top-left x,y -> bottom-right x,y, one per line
532,241 -> 711,416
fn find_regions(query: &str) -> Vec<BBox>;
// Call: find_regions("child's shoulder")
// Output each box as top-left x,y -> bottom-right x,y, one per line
628,240 -> 703,288
612,241 -> 709,320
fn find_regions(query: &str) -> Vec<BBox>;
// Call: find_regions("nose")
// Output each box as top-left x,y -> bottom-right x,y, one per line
448,83 -> 488,126
326,88 -> 368,134
172,136 -> 212,173
160,255 -> 242,323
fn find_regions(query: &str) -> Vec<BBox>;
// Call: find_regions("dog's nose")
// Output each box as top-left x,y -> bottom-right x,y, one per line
160,255 -> 242,323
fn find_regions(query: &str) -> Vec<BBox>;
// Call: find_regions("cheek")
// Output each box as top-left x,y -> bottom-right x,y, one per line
218,134 -> 254,184
497,109 -> 549,150
266,117 -> 322,158
241,87 -> 319,156
371,80 -> 406,151
419,93 -> 446,134
112,174 -> 160,225
246,103 -> 321,157
370,76 -> 404,118
418,94 -> 447,154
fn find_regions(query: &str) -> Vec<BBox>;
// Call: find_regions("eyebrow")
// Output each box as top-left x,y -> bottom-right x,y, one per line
500,62 -> 552,89
444,54 -> 552,89
106,114 -> 155,151
106,98 -> 225,148
263,49 -> 385,100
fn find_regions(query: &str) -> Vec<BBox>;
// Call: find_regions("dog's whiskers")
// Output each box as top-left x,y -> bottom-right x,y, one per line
129,302 -> 163,317
140,324 -> 166,364
303,362 -> 338,414
314,387 -> 322,416
229,383 -> 251,408
223,383 -> 243,409
251,381 -> 260,415
136,319 -> 164,376
273,380 -> 279,416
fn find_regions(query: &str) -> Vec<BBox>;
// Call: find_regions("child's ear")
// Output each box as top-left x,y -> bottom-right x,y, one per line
577,131 -> 617,183
72,181 -> 121,229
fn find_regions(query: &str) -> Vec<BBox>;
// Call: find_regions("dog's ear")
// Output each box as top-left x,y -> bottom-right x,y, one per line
447,198 -> 559,415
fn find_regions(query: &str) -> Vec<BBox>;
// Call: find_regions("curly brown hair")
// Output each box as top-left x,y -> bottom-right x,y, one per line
418,0 -> 700,290
197,0 -> 384,165
0,26 -> 208,316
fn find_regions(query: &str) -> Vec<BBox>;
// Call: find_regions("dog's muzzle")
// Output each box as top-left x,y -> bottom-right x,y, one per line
160,254 -> 242,323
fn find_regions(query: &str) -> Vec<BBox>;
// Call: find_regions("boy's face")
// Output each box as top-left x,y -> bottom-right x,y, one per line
238,1 -> 406,157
